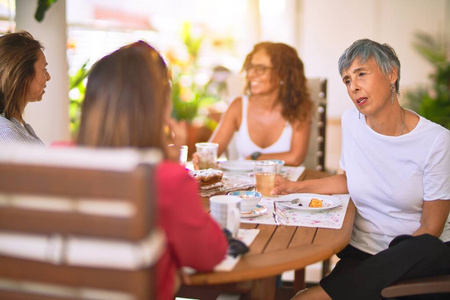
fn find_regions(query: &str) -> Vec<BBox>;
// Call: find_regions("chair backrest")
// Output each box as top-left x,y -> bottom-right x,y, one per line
304,78 -> 327,171
0,144 -> 165,300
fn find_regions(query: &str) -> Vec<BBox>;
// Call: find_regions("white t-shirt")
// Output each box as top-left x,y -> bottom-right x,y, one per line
340,107 -> 450,255
235,95 -> 293,159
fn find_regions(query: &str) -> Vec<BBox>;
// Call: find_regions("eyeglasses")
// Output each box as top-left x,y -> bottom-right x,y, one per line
245,64 -> 273,76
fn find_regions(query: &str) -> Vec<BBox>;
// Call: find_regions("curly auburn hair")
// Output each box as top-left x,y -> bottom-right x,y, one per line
242,42 -> 312,126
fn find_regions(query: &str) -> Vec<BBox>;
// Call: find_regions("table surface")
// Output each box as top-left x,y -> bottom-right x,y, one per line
184,169 -> 355,298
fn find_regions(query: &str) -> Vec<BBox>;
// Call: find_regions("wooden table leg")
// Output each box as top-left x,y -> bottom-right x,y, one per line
235,276 -> 277,300
293,268 -> 306,293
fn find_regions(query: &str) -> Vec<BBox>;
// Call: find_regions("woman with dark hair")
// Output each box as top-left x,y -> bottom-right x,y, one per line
77,41 -> 228,300
0,31 -> 50,145
206,42 -> 312,166
273,39 -> 450,300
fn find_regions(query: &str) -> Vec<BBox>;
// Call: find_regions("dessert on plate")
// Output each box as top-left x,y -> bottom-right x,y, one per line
189,168 -> 224,190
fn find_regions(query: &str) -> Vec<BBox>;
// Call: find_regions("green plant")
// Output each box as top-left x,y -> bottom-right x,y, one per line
69,61 -> 90,136
169,22 -> 220,127
404,32 -> 450,129
35,0 -> 58,22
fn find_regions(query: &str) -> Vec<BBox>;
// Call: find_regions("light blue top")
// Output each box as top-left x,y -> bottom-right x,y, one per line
0,113 -> 45,146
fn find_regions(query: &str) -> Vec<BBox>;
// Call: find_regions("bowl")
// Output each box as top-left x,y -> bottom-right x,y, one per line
270,160 -> 285,174
228,191 -> 262,213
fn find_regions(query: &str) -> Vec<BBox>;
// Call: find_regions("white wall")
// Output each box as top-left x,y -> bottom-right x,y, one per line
299,0 -> 449,118
15,0 -> 70,144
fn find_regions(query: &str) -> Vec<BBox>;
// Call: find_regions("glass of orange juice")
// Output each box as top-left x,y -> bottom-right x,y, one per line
254,160 -> 276,197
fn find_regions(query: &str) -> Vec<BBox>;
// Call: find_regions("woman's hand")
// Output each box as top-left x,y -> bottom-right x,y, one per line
192,152 -> 200,170
271,175 -> 301,195
164,117 -> 187,162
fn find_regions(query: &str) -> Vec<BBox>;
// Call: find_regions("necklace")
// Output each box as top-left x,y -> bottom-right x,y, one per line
368,107 -> 406,136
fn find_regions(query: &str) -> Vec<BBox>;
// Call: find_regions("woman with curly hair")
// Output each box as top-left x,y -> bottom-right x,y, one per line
207,42 -> 312,166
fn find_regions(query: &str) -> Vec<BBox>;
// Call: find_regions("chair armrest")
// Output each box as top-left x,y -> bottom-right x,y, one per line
381,274 -> 450,298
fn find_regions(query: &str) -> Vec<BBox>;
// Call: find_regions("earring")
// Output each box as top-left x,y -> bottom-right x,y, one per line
359,112 -> 361,119
390,83 -> 396,104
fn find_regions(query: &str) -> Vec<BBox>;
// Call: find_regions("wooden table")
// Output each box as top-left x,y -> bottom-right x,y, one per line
183,169 -> 355,299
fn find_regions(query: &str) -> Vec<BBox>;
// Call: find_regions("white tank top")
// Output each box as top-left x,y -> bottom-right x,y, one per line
235,95 -> 293,160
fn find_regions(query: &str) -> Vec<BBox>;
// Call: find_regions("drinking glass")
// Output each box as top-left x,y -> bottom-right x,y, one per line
195,142 -> 218,169
254,160 -> 276,197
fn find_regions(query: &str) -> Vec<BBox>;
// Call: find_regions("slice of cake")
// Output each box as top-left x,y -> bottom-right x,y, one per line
309,198 -> 323,208
189,169 -> 224,190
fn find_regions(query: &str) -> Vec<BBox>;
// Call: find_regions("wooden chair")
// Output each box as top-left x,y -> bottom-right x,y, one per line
304,77 -> 327,172
0,144 -> 165,300
292,78 -> 329,292
307,78 -> 331,278
381,274 -> 450,299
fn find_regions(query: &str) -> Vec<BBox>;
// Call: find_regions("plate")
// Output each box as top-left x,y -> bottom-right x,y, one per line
219,160 -> 255,172
277,194 -> 341,211
241,205 -> 267,218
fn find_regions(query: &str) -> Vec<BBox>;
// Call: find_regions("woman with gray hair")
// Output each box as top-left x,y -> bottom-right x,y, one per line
0,31 -> 51,145
273,39 -> 450,299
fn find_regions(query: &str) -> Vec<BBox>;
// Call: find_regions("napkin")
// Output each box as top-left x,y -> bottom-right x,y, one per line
214,228 -> 259,271
183,229 -> 259,275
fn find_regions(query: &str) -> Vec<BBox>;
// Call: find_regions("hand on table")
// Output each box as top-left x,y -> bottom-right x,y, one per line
271,175 -> 299,195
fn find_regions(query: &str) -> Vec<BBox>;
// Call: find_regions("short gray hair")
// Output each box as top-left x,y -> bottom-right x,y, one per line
338,39 -> 401,93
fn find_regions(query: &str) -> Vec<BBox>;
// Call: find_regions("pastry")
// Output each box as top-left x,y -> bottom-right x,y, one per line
189,168 -> 223,186
309,198 -> 323,208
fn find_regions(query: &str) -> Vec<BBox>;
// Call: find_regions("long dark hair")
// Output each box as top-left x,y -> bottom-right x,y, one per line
77,41 -> 170,148
0,31 -> 43,122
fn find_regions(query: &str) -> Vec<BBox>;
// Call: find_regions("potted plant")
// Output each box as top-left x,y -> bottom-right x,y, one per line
167,22 -> 220,155
68,61 -> 90,137
404,32 -> 450,129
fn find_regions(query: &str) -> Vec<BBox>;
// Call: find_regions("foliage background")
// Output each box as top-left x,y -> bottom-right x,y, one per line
404,32 -> 450,129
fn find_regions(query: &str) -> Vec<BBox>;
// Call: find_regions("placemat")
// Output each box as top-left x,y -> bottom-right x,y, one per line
241,194 -> 350,229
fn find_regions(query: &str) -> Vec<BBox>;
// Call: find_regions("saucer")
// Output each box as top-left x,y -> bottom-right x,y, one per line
241,205 -> 267,218
219,160 -> 254,172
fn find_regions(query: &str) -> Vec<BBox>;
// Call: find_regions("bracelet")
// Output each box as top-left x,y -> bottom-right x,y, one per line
250,151 -> 262,160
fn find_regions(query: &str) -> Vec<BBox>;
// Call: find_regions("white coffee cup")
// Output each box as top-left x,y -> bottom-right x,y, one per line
179,145 -> 188,166
209,195 -> 241,237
